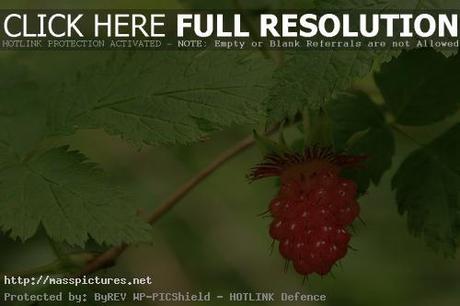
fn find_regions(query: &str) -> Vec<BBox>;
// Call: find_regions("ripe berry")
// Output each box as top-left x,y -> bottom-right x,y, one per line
269,219 -> 287,240
249,146 -> 364,277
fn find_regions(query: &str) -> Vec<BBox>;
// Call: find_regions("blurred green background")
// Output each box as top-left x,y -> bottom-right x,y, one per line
0,0 -> 459,305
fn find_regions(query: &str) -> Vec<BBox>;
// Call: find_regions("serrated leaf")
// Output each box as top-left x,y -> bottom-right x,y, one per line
375,48 -> 460,126
267,0 -> 460,121
327,92 -> 395,192
267,50 -> 380,120
0,146 -> 151,246
392,123 -> 460,256
49,51 -> 272,146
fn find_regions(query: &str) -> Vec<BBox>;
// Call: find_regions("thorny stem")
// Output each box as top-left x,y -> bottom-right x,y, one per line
77,133 -> 257,277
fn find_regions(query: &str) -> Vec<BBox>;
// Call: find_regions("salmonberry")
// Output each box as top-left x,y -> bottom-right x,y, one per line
249,146 -> 365,277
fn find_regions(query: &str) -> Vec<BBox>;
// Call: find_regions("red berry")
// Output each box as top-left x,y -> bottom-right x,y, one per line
292,239 -> 307,260
314,261 -> 333,276
269,219 -> 287,240
280,179 -> 303,197
334,228 -> 351,248
338,179 -> 358,198
282,201 -> 306,219
285,220 -> 305,235
279,238 -> 294,259
308,207 -> 335,228
293,258 -> 314,275
250,146 -> 364,277
316,169 -> 339,187
323,244 -> 341,261
306,187 -> 329,206
336,201 -> 360,226
269,197 -> 284,217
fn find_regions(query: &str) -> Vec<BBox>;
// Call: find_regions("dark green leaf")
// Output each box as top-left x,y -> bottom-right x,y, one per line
392,123 -> 460,256
328,92 -> 395,192
375,48 -> 460,126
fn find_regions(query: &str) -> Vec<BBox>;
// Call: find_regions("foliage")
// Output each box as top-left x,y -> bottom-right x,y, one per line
267,51 -> 379,120
326,49 -> 460,255
0,1 -> 459,263
375,49 -> 460,126
327,92 -> 395,193
0,51 -> 272,246
0,146 -> 152,246
392,124 -> 460,256
267,0 -> 460,120
49,51 -> 273,146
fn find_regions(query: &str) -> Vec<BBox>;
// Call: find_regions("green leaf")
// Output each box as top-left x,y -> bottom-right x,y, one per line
0,59 -> 47,158
375,48 -> 460,126
267,50 -> 380,120
392,123 -> 460,256
0,57 -> 151,247
0,146 -> 151,246
267,0 -> 460,121
49,51 -> 272,146
327,92 -> 395,192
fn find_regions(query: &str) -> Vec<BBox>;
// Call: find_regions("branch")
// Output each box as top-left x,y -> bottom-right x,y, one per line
78,134 -> 256,276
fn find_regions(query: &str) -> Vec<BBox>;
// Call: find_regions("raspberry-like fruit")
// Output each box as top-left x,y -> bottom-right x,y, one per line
249,146 -> 365,277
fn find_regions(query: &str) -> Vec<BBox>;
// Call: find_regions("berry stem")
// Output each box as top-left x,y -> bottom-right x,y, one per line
77,132 -> 267,276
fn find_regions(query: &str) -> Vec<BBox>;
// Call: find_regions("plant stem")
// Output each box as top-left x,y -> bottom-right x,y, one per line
2,253 -> 97,278
78,134 -> 257,276
391,124 -> 426,147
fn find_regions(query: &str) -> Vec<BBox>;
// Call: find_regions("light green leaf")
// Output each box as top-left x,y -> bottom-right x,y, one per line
392,123 -> 460,256
268,51 -> 380,120
0,146 -> 151,246
49,51 -> 273,146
